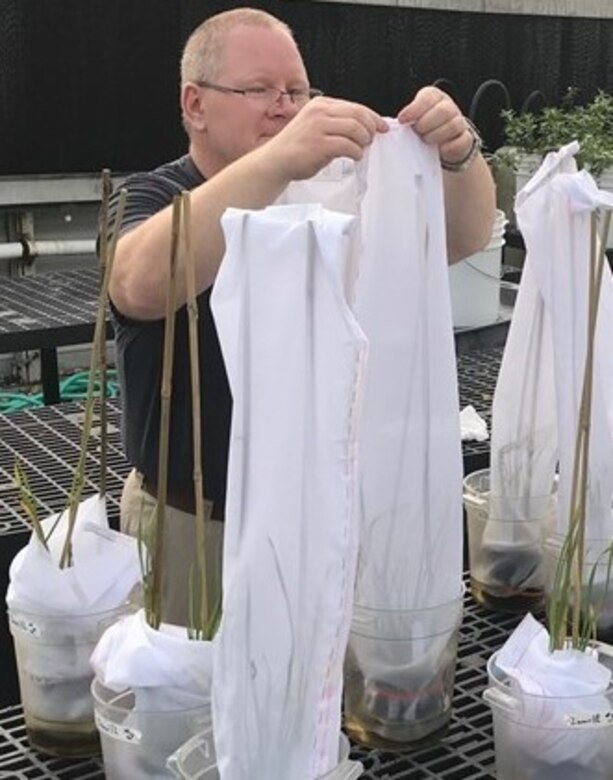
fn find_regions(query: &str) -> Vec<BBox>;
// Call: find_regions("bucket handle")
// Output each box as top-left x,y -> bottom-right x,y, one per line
345,760 -> 365,780
166,754 -> 182,779
593,640 -> 613,662
500,280 -> 520,292
483,687 -> 519,714
463,259 -> 505,282
463,492 -> 487,508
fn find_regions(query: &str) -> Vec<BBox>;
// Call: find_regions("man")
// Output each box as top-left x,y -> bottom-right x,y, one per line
109,7 -> 496,625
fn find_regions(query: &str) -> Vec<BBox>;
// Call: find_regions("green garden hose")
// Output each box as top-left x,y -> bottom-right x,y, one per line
0,370 -> 120,414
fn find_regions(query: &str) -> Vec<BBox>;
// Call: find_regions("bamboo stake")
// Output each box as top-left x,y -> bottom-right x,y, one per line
569,221 -> 596,646
58,188 -> 127,569
570,216 -> 599,642
551,209 -> 611,649
181,191 -> 212,639
572,211 -> 611,645
148,194 -> 182,629
98,169 -> 113,497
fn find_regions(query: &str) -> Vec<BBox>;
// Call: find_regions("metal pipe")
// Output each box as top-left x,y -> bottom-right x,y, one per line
0,242 -> 24,260
0,239 -> 96,261
26,239 -> 96,257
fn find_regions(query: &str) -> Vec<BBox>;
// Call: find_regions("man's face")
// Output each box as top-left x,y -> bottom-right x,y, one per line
196,25 -> 310,175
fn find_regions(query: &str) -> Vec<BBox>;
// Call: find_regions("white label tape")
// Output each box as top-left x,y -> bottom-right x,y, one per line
564,711 -> 613,729
9,614 -> 42,638
94,710 -> 142,744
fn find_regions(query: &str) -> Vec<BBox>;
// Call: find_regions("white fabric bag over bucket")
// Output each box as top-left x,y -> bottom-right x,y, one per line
353,123 -> 464,613
514,148 -> 613,542
514,143 -> 613,635
487,143 -> 613,574
482,142 -> 613,779
479,146 -> 579,607
344,123 -> 464,747
211,203 -> 367,780
90,609 -> 213,780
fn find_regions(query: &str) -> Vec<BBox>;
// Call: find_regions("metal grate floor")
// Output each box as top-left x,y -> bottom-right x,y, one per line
0,398 -> 127,534
0,587 -> 521,779
0,346 -> 504,538
0,706 -> 103,779
0,267 -> 102,340
0,345 -> 509,777
456,346 -> 502,474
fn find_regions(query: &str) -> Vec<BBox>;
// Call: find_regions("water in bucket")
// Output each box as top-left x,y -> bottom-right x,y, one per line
8,602 -> 132,757
343,594 -> 463,750
462,469 -> 557,613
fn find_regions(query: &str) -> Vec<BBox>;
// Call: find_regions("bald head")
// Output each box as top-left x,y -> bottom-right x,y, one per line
181,7 -> 295,86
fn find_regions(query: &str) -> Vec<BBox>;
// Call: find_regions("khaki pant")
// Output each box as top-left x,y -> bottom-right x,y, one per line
120,468 -> 224,627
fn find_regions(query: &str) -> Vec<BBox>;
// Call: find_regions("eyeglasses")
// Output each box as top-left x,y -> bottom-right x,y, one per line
196,81 -> 323,106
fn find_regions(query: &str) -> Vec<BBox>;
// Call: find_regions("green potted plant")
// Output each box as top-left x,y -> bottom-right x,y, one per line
499,89 -> 613,181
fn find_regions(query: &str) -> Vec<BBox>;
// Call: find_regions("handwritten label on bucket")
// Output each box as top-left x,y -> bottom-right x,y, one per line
564,711 -> 613,728
95,710 -> 142,744
9,613 -> 42,638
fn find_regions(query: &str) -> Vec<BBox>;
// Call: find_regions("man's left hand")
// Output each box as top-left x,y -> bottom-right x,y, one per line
397,86 -> 474,167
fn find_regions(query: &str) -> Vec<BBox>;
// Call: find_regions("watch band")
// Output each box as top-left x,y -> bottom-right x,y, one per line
440,118 -> 483,173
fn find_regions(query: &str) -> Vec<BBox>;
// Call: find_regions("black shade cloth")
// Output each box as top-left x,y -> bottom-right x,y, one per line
0,0 -> 612,175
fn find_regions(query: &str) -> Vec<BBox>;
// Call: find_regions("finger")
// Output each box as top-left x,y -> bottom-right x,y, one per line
416,113 -> 467,147
397,85 -> 447,124
398,86 -> 465,134
439,129 -> 475,162
336,105 -> 387,136
370,113 -> 389,134
327,116 -> 384,148
321,136 -> 373,163
314,96 -> 388,134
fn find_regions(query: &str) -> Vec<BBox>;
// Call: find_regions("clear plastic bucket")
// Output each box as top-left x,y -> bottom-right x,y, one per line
484,648 -> 613,779
343,593 -> 463,750
463,468 -> 556,612
167,730 -> 363,779
8,602 -> 132,756
92,677 -> 211,780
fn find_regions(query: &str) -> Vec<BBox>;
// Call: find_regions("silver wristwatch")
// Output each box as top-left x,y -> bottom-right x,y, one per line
440,118 -> 483,173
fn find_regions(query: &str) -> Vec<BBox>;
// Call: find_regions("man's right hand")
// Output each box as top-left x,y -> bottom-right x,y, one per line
262,96 -> 388,182
110,97 -> 387,321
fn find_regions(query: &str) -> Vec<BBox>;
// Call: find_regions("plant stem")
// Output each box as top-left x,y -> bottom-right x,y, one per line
14,459 -> 47,550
